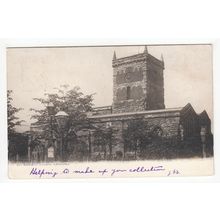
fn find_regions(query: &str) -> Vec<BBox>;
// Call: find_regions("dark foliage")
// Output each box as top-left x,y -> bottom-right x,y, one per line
30,85 -> 94,123
7,90 -> 24,136
29,85 -> 95,161
122,118 -> 154,158
93,126 -> 118,160
8,133 -> 29,161
7,90 -> 26,161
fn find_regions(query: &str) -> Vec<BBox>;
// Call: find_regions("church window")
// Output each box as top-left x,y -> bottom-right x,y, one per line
152,126 -> 163,138
126,86 -> 131,100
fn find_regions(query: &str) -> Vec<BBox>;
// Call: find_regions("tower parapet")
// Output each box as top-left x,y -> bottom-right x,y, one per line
112,46 -> 165,113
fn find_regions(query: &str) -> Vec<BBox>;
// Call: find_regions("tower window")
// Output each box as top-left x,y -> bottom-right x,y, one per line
152,126 -> 163,138
126,86 -> 131,99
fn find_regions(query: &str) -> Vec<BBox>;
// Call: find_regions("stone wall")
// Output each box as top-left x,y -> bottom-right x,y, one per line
88,109 -> 181,159
92,106 -> 112,115
146,55 -> 165,110
112,51 -> 165,113
112,56 -> 147,113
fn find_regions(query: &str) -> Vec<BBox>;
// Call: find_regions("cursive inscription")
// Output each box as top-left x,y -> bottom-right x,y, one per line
30,168 -> 58,178
29,165 -> 180,178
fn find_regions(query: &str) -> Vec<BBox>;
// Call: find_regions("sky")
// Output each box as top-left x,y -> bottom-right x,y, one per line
7,45 -> 213,132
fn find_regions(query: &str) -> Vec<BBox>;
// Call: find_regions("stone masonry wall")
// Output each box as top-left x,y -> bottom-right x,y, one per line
112,52 -> 165,113
112,56 -> 147,113
89,111 -> 180,159
146,55 -> 165,110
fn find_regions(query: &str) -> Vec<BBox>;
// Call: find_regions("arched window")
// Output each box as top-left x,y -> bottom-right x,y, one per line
126,86 -> 131,100
152,126 -> 163,138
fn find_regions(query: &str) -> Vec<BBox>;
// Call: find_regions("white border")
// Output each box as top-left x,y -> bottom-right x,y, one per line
1,1 -> 220,219
0,39 -> 219,182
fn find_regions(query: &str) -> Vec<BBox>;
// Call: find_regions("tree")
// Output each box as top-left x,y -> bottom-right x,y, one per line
122,118 -> 153,159
30,85 -> 94,160
7,90 -> 25,160
93,126 -> 118,160
30,85 -> 94,123
7,90 -> 24,136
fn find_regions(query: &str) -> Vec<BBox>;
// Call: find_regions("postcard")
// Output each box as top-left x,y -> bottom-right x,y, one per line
7,44 -> 214,179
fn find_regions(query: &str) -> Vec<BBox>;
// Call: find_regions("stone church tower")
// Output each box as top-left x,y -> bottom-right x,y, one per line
112,46 -> 165,113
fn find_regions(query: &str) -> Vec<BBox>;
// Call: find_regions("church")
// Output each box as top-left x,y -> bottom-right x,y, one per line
78,46 -> 212,160
29,46 -> 213,162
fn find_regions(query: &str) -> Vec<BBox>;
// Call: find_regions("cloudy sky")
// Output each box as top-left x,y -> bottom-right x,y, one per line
7,44 -> 213,132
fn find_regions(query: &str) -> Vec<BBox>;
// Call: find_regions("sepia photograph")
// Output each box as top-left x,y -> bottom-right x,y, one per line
1,2 -> 220,220
7,44 -> 214,178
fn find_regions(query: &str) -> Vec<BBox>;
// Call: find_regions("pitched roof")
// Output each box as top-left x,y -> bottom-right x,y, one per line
199,110 -> 211,123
